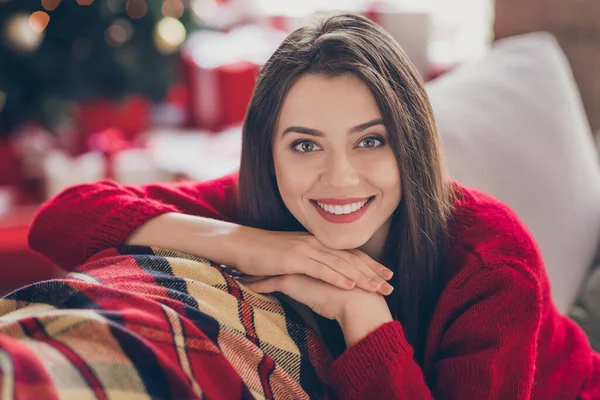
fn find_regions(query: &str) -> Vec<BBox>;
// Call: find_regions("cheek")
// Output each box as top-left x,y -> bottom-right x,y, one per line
273,154 -> 316,205
363,152 -> 402,195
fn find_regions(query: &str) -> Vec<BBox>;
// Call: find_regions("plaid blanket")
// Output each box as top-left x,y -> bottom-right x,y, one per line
0,246 -> 335,399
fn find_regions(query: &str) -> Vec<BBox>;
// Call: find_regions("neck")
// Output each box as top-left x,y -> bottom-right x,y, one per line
358,219 -> 391,263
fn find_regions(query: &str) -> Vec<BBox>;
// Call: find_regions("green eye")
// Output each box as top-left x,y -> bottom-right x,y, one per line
358,137 -> 383,149
293,140 -> 321,153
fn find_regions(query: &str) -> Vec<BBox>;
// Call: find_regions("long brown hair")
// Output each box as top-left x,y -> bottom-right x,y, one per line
238,13 -> 454,363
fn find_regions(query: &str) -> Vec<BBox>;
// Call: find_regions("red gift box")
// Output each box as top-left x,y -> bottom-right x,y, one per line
181,26 -> 285,131
74,95 -> 151,147
184,57 -> 259,131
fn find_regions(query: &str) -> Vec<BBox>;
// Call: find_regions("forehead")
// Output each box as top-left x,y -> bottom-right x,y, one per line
276,73 -> 382,133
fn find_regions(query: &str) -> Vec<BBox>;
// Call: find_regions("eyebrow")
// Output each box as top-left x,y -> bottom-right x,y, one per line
281,118 -> 384,137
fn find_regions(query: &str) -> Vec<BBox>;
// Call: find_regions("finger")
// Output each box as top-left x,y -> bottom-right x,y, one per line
247,274 -> 318,297
305,237 -> 387,291
295,259 -> 356,290
347,250 -> 395,296
245,275 -> 286,294
308,249 -> 381,293
336,250 -> 385,283
348,249 -> 394,280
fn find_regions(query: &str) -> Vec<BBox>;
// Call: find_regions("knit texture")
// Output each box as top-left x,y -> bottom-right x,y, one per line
28,175 -> 239,270
28,173 -> 600,398
0,246 -> 334,399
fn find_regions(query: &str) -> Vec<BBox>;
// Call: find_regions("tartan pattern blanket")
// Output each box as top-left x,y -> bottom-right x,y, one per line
0,246 -> 335,399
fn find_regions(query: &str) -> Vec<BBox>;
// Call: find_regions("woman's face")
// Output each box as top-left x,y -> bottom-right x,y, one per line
273,73 -> 402,255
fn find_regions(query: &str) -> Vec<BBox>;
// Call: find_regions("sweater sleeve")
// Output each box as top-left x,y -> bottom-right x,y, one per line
28,172 -> 239,271
328,263 -> 542,400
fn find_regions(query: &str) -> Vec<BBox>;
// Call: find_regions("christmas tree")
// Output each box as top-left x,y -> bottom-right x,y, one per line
0,0 -> 198,136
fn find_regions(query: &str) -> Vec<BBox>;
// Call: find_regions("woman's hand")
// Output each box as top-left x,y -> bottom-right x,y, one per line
230,226 -> 394,295
128,213 -> 393,294
244,274 -> 393,347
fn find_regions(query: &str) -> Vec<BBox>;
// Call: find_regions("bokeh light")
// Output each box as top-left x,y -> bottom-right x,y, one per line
126,0 -> 148,19
153,17 -> 186,54
4,14 -> 45,52
162,0 -> 184,19
41,0 -> 61,11
29,11 -> 50,33
105,19 -> 133,47
76,0 -> 95,5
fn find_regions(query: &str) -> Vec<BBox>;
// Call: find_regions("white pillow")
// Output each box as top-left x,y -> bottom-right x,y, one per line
426,32 -> 600,313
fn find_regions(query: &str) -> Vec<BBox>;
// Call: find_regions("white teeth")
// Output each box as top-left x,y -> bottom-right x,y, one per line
316,198 -> 371,215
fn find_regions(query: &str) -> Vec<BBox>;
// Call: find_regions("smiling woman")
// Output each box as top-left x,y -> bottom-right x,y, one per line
26,12 -> 600,400
272,74 -> 402,255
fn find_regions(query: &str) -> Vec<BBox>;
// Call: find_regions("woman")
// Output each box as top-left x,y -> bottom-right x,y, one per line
29,13 -> 599,399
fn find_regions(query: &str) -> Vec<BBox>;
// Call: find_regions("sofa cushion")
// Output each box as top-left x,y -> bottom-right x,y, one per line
427,32 -> 600,313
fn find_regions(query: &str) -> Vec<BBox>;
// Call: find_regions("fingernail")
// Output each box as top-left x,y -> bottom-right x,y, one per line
368,279 -> 381,289
381,268 -> 394,280
382,283 -> 394,295
345,279 -> 355,288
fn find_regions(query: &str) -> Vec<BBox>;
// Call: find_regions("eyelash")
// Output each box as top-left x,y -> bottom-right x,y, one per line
291,135 -> 385,153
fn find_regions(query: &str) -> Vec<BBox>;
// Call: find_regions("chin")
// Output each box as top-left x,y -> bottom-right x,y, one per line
313,230 -> 371,251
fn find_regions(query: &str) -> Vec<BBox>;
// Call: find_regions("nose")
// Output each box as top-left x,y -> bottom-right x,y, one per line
322,151 -> 360,190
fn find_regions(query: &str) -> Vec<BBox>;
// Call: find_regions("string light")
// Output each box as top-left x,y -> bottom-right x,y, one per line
153,17 -> 186,54
4,13 -> 45,52
126,0 -> 148,19
105,19 -> 133,47
41,0 -> 61,11
162,0 -> 184,19
29,11 -> 50,33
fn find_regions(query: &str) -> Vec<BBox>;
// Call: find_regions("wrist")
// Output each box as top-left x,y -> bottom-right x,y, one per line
190,217 -> 249,267
337,296 -> 393,348
223,224 -> 253,267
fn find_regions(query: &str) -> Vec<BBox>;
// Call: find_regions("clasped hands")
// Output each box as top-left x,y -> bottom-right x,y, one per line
231,229 -> 395,347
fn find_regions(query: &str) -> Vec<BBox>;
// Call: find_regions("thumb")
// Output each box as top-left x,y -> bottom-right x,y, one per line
245,276 -> 287,294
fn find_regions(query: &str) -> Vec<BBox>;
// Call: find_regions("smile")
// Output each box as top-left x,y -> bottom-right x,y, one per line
310,196 -> 375,223
316,198 -> 371,214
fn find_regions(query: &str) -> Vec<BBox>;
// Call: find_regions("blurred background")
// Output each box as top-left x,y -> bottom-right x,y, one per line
0,0 -> 497,290
0,0 -> 598,305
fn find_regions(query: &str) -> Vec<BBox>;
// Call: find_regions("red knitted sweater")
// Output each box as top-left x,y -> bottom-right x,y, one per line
29,173 -> 600,399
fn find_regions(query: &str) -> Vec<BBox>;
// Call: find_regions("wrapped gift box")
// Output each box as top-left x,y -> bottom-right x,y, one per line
73,95 -> 152,149
182,25 -> 286,130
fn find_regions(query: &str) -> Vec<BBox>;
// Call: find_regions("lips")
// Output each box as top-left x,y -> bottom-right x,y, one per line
310,196 -> 374,224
